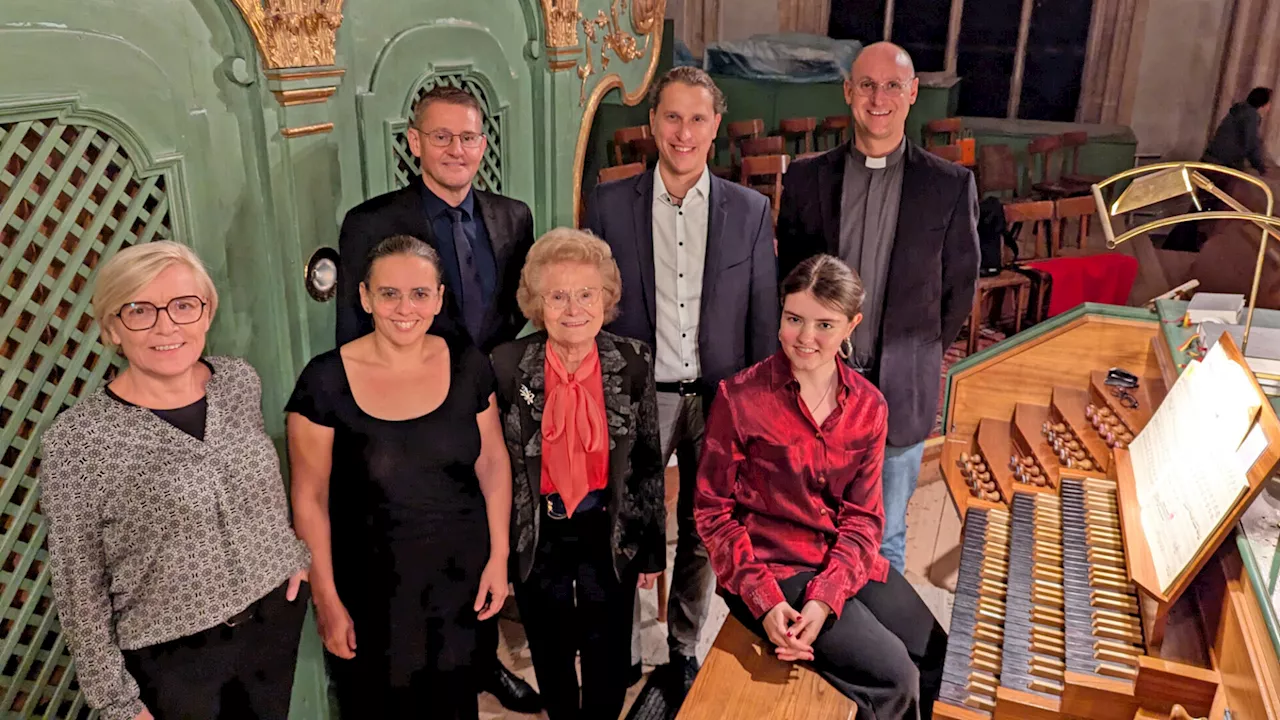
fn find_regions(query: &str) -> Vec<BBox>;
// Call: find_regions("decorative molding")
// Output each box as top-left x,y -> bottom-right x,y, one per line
264,66 -> 345,112
273,87 -> 338,106
542,0 -> 583,70
630,0 -> 662,36
570,8 -> 666,224
228,0 -> 345,69
576,0 -> 665,104
281,121 -> 334,138
265,66 -> 347,81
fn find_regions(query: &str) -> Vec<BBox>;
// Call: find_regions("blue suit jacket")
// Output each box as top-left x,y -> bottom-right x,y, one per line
585,169 -> 779,391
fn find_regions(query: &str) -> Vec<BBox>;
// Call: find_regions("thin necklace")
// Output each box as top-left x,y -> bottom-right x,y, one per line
803,369 -> 838,415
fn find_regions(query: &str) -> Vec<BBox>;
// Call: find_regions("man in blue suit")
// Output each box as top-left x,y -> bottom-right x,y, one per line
585,66 -> 779,702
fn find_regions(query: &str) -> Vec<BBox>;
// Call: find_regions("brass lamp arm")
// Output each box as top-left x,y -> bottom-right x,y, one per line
1108,210 -> 1280,353
1091,161 -> 1277,355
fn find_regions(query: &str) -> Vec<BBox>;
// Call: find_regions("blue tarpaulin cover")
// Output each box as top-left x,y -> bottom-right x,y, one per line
695,33 -> 864,83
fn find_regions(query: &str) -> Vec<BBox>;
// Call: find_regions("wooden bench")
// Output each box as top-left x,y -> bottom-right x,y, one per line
675,615 -> 856,720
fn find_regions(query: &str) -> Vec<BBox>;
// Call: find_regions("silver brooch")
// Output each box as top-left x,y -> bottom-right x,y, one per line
519,384 -> 535,406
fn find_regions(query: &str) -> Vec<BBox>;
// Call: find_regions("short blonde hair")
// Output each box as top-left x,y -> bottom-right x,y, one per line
92,241 -> 219,347
516,228 -> 622,329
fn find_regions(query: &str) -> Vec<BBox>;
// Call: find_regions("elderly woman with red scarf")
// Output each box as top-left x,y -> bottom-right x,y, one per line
490,227 -> 666,720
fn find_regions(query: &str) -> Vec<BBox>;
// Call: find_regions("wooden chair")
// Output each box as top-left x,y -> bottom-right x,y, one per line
967,270 -> 1032,355
1003,199 -> 1057,259
928,143 -> 964,164
1054,194 -> 1096,254
1060,130 -> 1107,187
1028,135 -> 1086,199
612,125 -> 649,166
726,119 -> 765,169
675,615 -> 857,720
740,135 -> 785,158
817,115 -> 850,149
978,144 -> 1019,199
628,136 -> 659,168
778,116 -> 817,155
922,117 -> 963,148
598,162 -> 646,184
740,154 -> 790,225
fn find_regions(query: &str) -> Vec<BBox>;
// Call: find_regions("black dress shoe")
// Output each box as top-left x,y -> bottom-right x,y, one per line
668,652 -> 700,695
480,662 -> 542,713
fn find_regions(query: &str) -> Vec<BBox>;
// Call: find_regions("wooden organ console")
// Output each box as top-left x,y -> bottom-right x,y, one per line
933,303 -> 1280,720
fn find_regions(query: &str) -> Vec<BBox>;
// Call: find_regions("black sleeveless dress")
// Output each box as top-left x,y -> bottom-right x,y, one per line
286,336 -> 494,719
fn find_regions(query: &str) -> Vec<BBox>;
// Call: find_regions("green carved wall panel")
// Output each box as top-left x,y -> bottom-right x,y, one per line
0,3 -> 330,718
0,101 -> 175,720
0,1 -> 666,718
339,7 -> 539,215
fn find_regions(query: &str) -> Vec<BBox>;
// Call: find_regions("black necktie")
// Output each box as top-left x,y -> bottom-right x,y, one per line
447,207 -> 486,343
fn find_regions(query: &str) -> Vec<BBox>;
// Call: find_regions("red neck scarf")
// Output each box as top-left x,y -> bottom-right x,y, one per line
542,343 -> 607,516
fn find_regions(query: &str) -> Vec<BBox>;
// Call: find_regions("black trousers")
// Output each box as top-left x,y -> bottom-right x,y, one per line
514,508 -> 637,720
476,616 -> 499,669
724,568 -> 947,720
122,582 -> 309,720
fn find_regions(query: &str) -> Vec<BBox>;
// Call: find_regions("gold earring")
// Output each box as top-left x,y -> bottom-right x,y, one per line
839,336 -> 853,359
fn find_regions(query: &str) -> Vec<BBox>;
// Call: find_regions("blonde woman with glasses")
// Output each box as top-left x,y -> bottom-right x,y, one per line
39,241 -> 310,720
287,235 -> 512,720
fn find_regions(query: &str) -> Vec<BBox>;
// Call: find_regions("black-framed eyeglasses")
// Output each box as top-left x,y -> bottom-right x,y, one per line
115,296 -> 207,331
410,126 -> 485,148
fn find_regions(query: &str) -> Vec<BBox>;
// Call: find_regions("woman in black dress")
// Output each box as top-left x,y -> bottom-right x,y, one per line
286,235 -> 512,719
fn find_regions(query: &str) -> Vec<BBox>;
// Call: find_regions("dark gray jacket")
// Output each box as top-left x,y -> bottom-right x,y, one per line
491,331 -> 665,583
776,141 -> 980,448
1204,102 -> 1268,173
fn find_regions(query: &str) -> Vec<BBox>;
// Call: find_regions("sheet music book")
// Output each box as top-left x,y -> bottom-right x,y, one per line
1128,338 -> 1263,594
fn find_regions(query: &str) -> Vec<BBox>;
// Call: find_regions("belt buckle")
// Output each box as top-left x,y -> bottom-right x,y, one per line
545,495 -> 567,520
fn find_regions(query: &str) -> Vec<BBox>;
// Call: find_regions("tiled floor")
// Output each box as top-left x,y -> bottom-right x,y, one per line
480,463 -> 963,719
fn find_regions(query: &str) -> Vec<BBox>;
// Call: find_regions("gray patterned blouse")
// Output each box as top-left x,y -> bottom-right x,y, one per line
38,356 -> 310,720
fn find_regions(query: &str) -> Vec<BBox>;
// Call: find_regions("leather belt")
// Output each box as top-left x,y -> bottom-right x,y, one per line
656,379 -> 704,396
544,489 -> 608,520
224,604 -> 256,628
223,584 -> 279,627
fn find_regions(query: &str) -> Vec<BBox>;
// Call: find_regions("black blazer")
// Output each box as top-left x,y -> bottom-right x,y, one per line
335,181 -> 536,351
491,331 -> 666,583
777,141 -> 979,447
584,170 -> 779,390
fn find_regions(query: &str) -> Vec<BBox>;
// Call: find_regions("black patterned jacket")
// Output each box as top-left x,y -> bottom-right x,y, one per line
490,330 -> 665,583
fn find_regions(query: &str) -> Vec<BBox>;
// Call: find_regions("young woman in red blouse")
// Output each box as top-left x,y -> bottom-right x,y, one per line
694,254 -> 947,720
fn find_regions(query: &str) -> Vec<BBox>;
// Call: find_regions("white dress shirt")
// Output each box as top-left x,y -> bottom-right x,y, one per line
652,166 -> 711,384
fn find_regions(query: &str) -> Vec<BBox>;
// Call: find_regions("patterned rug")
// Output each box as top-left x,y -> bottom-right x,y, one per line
932,328 -> 1008,438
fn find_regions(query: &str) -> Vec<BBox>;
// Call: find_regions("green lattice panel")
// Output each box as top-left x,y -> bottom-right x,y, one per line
390,72 -> 504,193
0,114 -> 173,719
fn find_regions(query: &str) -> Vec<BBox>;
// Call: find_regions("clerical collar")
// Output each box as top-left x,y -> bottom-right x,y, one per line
849,138 -> 906,170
